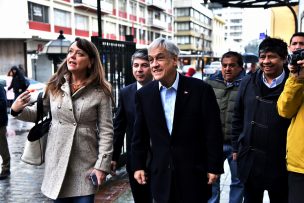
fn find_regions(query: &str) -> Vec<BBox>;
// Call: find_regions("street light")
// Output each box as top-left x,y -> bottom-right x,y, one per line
40,30 -> 71,72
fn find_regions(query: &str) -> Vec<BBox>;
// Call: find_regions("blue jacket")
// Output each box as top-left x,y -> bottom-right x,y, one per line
0,84 -> 8,127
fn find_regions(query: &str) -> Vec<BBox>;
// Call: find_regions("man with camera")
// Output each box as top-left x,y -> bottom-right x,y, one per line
232,37 -> 291,203
277,32 -> 304,203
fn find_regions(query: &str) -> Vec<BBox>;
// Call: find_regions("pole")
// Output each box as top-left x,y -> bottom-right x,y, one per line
97,0 -> 102,37
286,4 -> 298,33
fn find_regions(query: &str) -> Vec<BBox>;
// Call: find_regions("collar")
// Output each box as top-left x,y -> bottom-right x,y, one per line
136,82 -> 143,90
262,69 -> 285,88
158,72 -> 179,91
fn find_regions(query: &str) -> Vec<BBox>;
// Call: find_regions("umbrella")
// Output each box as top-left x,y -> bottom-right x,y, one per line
242,53 -> 258,63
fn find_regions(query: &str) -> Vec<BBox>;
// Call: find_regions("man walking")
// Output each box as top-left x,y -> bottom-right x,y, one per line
232,37 -> 290,203
111,49 -> 153,203
0,83 -> 10,180
132,38 -> 224,203
206,51 -> 245,203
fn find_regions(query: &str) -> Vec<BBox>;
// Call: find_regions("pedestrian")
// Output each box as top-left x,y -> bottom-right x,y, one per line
111,48 -> 153,203
206,51 -> 245,203
132,37 -> 224,203
0,83 -> 10,180
231,37 -> 291,203
277,32 -> 304,203
10,37 -> 114,202
7,66 -> 29,100
185,67 -> 196,77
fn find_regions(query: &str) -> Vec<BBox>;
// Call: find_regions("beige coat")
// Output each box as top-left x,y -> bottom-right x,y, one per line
17,80 -> 113,199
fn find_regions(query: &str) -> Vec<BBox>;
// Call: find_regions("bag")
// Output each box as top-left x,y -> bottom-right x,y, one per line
21,135 -> 47,165
21,92 -> 51,165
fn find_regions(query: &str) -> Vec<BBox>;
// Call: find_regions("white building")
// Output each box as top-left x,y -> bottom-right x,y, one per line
0,0 -> 174,81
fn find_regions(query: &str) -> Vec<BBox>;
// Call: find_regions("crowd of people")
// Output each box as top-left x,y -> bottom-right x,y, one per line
0,32 -> 303,203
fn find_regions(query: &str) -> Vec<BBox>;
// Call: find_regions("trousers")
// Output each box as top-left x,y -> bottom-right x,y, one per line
208,144 -> 243,203
0,126 -> 10,172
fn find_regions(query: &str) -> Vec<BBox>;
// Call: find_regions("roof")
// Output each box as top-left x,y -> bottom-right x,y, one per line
206,0 -> 299,8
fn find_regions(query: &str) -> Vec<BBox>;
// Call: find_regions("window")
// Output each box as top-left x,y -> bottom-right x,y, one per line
28,2 -> 49,23
119,0 -> 127,11
176,22 -> 189,31
176,36 -> 190,44
75,14 -> 88,30
129,1 -> 136,15
154,11 -> 161,20
175,8 -> 189,17
106,21 -> 116,34
139,29 -> 146,41
54,9 -> 70,27
119,24 -> 127,36
230,19 -> 242,23
139,5 -> 145,18
92,18 -> 98,32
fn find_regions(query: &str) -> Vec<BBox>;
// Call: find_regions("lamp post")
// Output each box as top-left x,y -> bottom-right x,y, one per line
41,30 -> 71,72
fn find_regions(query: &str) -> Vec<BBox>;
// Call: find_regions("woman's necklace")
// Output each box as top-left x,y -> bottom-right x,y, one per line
70,81 -> 86,93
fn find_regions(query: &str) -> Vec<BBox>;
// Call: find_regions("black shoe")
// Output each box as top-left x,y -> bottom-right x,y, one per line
0,170 -> 10,180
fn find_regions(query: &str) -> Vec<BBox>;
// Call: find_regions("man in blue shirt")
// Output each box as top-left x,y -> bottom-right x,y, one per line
132,38 -> 223,203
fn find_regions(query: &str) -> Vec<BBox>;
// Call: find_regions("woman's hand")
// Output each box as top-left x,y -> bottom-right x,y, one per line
11,91 -> 31,112
91,169 -> 107,186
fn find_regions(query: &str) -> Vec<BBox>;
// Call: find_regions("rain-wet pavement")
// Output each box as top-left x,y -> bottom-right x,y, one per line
0,114 -> 270,203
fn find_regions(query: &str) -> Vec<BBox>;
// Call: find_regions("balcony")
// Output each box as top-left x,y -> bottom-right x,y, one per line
146,0 -> 165,10
148,18 -> 166,29
74,0 -> 112,14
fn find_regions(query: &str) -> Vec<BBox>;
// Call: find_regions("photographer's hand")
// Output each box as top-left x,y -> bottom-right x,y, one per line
290,59 -> 304,79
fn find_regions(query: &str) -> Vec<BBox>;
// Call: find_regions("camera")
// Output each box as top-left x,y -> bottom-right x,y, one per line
287,49 -> 304,66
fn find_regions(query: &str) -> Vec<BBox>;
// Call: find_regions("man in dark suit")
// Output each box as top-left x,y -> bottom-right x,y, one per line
132,38 -> 224,203
111,49 -> 153,203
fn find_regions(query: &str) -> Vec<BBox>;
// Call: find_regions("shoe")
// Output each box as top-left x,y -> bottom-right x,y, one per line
0,170 -> 10,180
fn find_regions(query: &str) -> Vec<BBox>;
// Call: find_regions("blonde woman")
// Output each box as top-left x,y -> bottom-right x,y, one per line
11,38 -> 113,203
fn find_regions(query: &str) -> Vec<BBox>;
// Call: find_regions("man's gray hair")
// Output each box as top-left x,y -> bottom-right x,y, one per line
148,37 -> 180,57
131,48 -> 149,66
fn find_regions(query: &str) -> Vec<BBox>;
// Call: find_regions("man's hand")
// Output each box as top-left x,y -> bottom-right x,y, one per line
207,173 -> 219,184
134,170 -> 147,185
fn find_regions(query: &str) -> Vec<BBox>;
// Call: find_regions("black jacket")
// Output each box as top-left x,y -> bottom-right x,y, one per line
112,83 -> 137,171
232,69 -> 290,183
0,84 -> 8,127
132,74 -> 224,203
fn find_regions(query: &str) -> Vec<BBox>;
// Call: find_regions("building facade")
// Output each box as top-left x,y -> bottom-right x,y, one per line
0,0 -> 174,81
174,0 -> 213,55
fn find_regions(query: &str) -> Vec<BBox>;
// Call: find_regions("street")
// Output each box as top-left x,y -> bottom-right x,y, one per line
0,115 -> 51,203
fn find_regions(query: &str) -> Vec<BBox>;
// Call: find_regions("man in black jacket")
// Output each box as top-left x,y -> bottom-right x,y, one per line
0,84 -> 10,180
232,37 -> 290,203
132,38 -> 223,203
111,49 -> 153,203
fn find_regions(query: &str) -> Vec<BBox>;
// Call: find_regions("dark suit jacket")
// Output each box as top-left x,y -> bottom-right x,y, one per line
132,74 -> 224,203
112,82 -> 137,171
